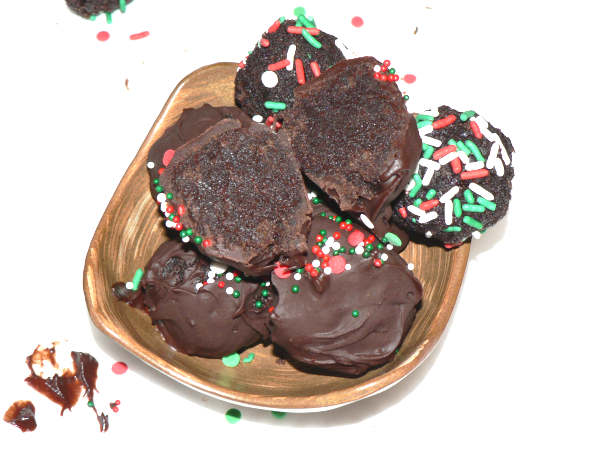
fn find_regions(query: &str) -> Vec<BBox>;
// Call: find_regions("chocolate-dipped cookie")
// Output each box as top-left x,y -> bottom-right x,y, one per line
265,200 -> 422,376
235,11 -> 347,124
283,56 -> 421,227
66,0 -> 133,19
392,105 -> 515,246
138,240 -> 262,358
146,104 -> 252,187
155,119 -> 312,276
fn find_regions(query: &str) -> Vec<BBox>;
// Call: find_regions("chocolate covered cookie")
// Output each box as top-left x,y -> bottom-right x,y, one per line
66,0 -> 132,19
264,200 -> 422,376
392,105 -> 515,246
155,119 -> 312,276
235,9 -> 348,124
284,56 -> 421,227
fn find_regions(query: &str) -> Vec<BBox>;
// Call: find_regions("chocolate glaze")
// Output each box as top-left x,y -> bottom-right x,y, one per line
266,202 -> 422,376
66,0 -> 133,19
4,401 -> 36,432
284,56 -> 421,222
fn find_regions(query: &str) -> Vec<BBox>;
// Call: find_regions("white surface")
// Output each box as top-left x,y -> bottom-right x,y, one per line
1,0 -> 599,448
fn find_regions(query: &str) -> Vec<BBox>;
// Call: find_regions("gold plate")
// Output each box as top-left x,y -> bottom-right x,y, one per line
83,62 -> 469,411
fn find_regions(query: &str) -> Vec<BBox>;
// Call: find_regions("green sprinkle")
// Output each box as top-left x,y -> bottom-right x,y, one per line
411,218 -> 417,223
155,185 -> 163,193
456,140 -> 471,156
403,95 -> 409,101
377,243 -> 384,250
296,268 -> 304,274
422,143 -> 434,159
388,68 -> 396,74
179,230 -> 187,238
264,101 -> 287,110
464,189 -> 475,204
298,15 -> 313,28
168,214 -> 175,221
294,6 -> 306,16
317,241 -> 324,248
260,281 -> 266,287
339,246 -> 346,253
453,198 -> 462,218
279,16 -> 286,23
362,251 -> 371,259
477,197 -> 497,211
119,0 -> 127,13
243,353 -> 255,363
365,243 -> 374,251
232,290 -> 240,299
186,228 -> 193,236
465,140 -> 485,161
345,218 -> 352,224
261,289 -> 269,298
416,114 -> 434,121
153,178 -> 159,185
194,236 -> 203,244
301,28 -> 322,48
255,300 -> 263,309
414,199 -> 423,207
166,193 -> 173,200
444,226 -> 462,232
222,353 -> 241,368
335,216 -> 343,223
105,11 -> 112,24
271,411 -> 287,419
448,138 -> 457,146
311,197 -> 321,205
352,310 -> 359,318
291,285 -> 300,293
463,215 -> 483,230
462,204 -> 485,213
234,276 -> 242,283
349,248 -> 355,255
460,110 -> 476,121
384,232 -> 403,247
131,268 -> 144,291
87,400 -> 94,407
425,189 -> 437,200
319,229 -> 327,236
333,250 -> 339,256
408,173 -> 423,198
417,120 -> 433,128
225,408 -> 242,424
319,211 -> 326,217
89,15 -> 96,21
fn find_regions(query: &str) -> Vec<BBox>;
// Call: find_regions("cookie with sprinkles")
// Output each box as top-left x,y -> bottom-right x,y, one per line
157,119 -> 312,276
265,200 -> 422,376
146,104 -> 251,189
66,0 -> 132,19
235,9 -> 347,124
129,240 -> 262,358
392,105 -> 515,246
283,56 -> 421,227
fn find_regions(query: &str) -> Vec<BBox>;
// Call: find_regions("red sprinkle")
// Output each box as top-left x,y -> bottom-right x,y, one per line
366,235 -> 375,244
432,145 -> 456,160
112,406 -> 119,413
260,38 -> 270,47
333,232 -> 341,240
311,245 -> 321,255
177,205 -> 186,216
112,362 -> 128,375
238,61 -> 245,69
295,59 -> 306,85
175,223 -> 183,231
373,259 -> 382,268
202,239 -> 212,248
403,74 -> 416,84
460,169 -> 490,180
273,263 -> 291,279
310,61 -> 321,77
310,269 -> 319,278
172,215 -> 180,223
268,20 -> 281,33
162,149 -> 175,167
346,224 -> 353,232
348,230 -> 365,247
340,222 -> 347,230
450,158 -> 462,174
265,116 -> 274,126
166,205 -> 174,214
129,31 -> 150,40
287,26 -> 320,35
268,59 -> 290,71
432,115 -> 457,130
322,255 -> 330,263
96,31 -> 110,42
398,207 -> 408,219
218,281 -> 225,288
274,121 -> 282,130
305,263 -> 314,272
268,306 -> 275,313
317,250 -> 325,258
351,16 -> 364,27
420,199 -> 440,211
315,234 -> 324,242
158,167 -> 165,175
383,60 -> 391,67
329,255 -> 347,274
470,120 -> 483,139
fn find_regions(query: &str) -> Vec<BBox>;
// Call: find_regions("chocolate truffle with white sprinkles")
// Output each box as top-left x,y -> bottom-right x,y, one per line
235,9 -> 348,124
392,105 -> 515,246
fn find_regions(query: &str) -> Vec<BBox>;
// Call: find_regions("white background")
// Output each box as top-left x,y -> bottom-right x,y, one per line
1,1 -> 598,448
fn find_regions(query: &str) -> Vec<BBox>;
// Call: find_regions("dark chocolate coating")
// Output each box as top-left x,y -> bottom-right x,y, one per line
3,401 -> 36,432
146,104 -> 252,185
283,56 -> 421,222
158,120 -> 312,276
266,203 -> 422,376
66,0 -> 133,18
392,105 -> 515,245
140,240 -> 262,357
235,19 -> 345,121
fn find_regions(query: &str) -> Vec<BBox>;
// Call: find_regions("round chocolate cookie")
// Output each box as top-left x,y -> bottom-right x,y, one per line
283,56 -> 421,227
235,13 -> 347,123
155,119 -> 312,276
264,200 -> 422,377
146,104 -> 251,188
139,240 -> 262,358
66,0 -> 132,18
392,105 -> 515,246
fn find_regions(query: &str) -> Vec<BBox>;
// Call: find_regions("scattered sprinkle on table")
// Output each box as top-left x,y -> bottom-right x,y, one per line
351,16 -> 364,27
403,74 -> 417,84
130,31 -> 150,40
225,408 -> 241,424
96,31 -> 110,42
222,353 -> 241,367
271,411 -> 286,419
112,361 -> 128,375
242,353 -> 255,364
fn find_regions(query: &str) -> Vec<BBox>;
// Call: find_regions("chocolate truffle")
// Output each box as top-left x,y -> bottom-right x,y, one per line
392,105 -> 515,246
140,240 -> 262,358
156,119 -> 312,276
283,56 -> 421,227
66,0 -> 132,18
235,16 -> 347,123
265,200 -> 422,376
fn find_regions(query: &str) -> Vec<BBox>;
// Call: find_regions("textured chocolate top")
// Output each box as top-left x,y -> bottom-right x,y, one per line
283,56 -> 421,222
66,0 -> 133,18
158,120 -> 312,276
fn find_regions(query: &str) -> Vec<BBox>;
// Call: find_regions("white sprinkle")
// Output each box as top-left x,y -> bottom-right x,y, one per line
125,281 -> 133,290
206,278 -> 215,284
160,202 -> 168,213
326,237 -> 335,246
355,246 -> 364,255
335,39 -> 356,59
207,270 -> 215,278
165,220 -> 174,228
444,200 -> 453,225
473,115 -> 489,131
226,287 -> 234,295
210,263 -> 227,275
472,231 -> 482,239
419,212 -> 438,224
312,259 -> 321,268
147,161 -> 155,169
332,242 -> 341,251
261,70 -> 278,88
359,214 -> 375,229
286,44 -> 296,70
307,191 -> 317,200
252,114 -> 263,123
156,193 -> 166,203
469,182 -> 494,200
373,64 -> 381,73
419,124 -> 434,136
293,273 -> 302,281
465,161 -> 484,171
407,205 -> 425,217
265,281 -> 271,287
386,244 -> 394,251
405,178 -> 416,193
407,263 -> 415,270
494,158 -> 505,176
324,267 -> 332,275
344,263 -> 352,271
419,158 -> 441,170
439,186 -> 460,203
457,151 -> 470,164
195,282 -> 203,291
182,236 -> 190,243
381,253 -> 389,262
439,152 -> 460,165
322,246 -> 331,255
425,231 -> 433,238
422,167 -> 436,186
225,272 -> 234,281
422,136 -> 442,147
486,141 -> 500,169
